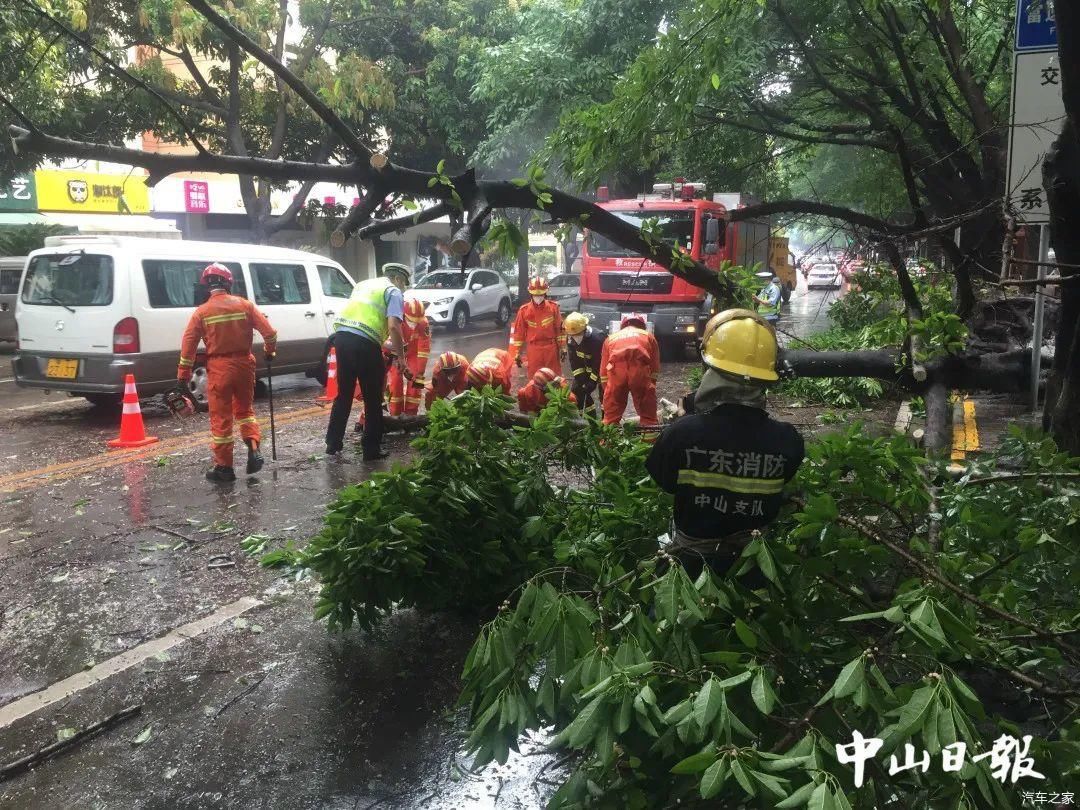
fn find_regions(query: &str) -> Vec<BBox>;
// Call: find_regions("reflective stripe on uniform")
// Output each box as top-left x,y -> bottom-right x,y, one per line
178,357 -> 194,367
236,416 -> 257,425
676,470 -> 785,495
203,312 -> 249,326
211,434 -> 233,444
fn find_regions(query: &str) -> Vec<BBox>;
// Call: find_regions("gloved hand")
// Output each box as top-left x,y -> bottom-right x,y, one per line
515,355 -> 523,368
177,370 -> 192,384
265,349 -> 277,361
410,377 -> 425,390
559,349 -> 568,362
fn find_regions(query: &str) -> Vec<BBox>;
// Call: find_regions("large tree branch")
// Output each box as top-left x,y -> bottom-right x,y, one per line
355,202 -> 455,240
697,109 -> 891,149
184,0 -> 369,159
177,42 -> 221,105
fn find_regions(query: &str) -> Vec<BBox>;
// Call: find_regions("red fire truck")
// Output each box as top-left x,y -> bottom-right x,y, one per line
578,182 -> 772,349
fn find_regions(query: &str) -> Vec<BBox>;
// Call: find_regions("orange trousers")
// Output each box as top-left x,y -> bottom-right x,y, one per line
207,355 -> 258,467
602,364 -> 658,428
522,340 -> 561,381
387,355 -> 426,416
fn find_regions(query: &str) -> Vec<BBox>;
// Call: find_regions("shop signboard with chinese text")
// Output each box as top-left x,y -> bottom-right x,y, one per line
35,169 -> 150,214
183,180 -> 210,213
0,174 -> 36,211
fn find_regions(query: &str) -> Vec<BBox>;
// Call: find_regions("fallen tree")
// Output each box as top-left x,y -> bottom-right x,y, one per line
259,390 -> 1080,807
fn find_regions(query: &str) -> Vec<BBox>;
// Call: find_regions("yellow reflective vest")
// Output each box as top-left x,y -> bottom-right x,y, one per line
335,277 -> 394,343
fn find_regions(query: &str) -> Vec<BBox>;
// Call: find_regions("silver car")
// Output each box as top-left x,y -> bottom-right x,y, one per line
547,273 -> 581,313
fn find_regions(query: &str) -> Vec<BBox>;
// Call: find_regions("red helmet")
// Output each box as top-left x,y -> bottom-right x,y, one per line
620,313 -> 647,330
533,367 -> 558,387
527,277 -> 549,296
404,298 -> 427,322
466,364 -> 495,389
201,263 -> 233,287
438,351 -> 467,372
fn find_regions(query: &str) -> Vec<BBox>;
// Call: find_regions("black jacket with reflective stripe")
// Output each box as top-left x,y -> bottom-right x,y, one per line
646,404 -> 805,539
568,328 -> 606,386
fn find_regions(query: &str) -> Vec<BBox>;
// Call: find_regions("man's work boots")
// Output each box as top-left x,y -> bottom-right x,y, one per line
245,439 -> 264,475
206,465 -> 237,483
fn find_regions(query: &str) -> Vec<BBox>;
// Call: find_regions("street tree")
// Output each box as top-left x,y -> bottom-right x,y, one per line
1043,2 -> 1080,453
2,0 -> 395,242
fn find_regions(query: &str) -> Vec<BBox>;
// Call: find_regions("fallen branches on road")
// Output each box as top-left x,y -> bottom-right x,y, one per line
0,704 -> 142,782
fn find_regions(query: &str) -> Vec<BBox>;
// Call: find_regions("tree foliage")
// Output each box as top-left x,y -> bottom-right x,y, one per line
261,393 -> 1080,807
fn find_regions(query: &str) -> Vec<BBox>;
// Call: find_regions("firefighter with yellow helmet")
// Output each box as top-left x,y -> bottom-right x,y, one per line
645,309 -> 804,580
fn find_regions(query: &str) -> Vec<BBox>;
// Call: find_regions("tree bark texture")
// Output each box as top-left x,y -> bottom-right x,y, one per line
1044,1 -> 1080,452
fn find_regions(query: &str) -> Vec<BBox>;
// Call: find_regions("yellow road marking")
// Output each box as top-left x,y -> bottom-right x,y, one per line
950,396 -> 979,461
0,406 -> 325,493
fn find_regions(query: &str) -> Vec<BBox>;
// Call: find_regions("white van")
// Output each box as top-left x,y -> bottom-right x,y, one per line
12,236 -> 357,406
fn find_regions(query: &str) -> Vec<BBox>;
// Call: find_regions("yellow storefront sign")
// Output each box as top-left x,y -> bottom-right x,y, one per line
35,169 -> 150,214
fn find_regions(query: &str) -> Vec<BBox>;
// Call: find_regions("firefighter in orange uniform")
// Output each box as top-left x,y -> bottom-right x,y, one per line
178,263 -> 277,482
466,348 -> 514,394
387,299 -> 431,415
425,351 -> 470,408
508,277 -> 565,380
517,367 -> 575,414
601,314 -> 660,428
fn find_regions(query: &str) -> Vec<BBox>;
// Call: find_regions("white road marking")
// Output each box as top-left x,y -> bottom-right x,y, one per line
0,377 -> 15,384
893,400 -> 913,434
0,596 -> 261,728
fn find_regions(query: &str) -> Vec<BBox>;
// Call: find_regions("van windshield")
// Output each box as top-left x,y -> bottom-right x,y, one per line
587,210 -> 695,257
22,254 -> 114,306
415,271 -> 467,290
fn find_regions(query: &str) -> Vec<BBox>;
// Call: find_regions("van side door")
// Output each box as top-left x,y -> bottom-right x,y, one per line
136,257 -> 248,387
248,261 -> 322,373
315,263 -> 356,337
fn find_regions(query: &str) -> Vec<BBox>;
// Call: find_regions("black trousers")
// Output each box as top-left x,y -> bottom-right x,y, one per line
325,330 -> 386,454
571,378 -> 603,414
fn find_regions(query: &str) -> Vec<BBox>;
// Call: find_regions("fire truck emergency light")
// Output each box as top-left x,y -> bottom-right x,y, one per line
596,186 -> 610,202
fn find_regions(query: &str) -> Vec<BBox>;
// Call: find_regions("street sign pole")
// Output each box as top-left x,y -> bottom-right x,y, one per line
1030,224 -> 1050,411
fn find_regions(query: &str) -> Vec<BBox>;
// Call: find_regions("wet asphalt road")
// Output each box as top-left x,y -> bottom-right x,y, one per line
0,282 -> 838,809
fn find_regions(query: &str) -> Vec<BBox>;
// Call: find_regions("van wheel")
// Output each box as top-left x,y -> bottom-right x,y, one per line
452,304 -> 469,331
188,366 -> 210,412
495,298 -> 512,327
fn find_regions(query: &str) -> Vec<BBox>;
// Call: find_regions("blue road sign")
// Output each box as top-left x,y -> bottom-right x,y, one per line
1016,0 -> 1057,51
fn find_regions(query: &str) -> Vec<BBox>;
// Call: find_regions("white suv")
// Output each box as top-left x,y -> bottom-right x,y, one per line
406,268 -> 512,330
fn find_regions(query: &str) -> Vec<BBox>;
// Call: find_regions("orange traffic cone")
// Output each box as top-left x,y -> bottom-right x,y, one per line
107,374 -> 159,449
316,348 -> 339,403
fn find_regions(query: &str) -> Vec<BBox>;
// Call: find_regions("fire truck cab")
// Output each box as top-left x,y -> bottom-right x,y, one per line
578,182 -> 771,350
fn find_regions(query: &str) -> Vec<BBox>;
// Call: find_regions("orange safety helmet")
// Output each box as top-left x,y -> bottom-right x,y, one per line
466,364 -> 495,388
620,313 -> 648,330
437,351 -> 467,372
527,276 -> 549,296
403,298 -> 427,323
532,367 -> 558,387
201,262 -> 233,287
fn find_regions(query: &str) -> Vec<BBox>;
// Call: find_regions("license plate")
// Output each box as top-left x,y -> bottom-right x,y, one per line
45,358 -> 79,379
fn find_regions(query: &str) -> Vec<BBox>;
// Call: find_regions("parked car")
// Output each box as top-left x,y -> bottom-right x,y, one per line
806,261 -> 842,289
12,235 -> 357,407
547,273 -> 581,313
0,256 -> 23,342
405,268 -> 512,331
